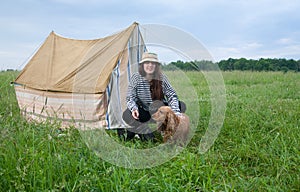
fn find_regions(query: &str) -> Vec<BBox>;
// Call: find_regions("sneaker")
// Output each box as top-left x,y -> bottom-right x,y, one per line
117,128 -> 126,141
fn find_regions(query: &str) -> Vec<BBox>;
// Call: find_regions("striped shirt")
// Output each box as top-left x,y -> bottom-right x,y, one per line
126,72 -> 181,114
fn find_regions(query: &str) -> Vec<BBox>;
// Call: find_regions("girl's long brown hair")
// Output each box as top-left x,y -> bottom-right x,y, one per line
139,63 -> 164,100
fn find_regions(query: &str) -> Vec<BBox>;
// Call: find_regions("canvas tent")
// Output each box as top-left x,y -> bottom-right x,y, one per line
14,22 -> 146,130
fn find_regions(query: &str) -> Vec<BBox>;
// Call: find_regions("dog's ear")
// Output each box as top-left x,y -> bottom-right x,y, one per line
166,109 -> 179,129
158,123 -> 166,131
161,112 -> 169,130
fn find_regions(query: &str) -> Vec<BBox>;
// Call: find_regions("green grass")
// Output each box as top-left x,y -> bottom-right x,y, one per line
0,70 -> 299,191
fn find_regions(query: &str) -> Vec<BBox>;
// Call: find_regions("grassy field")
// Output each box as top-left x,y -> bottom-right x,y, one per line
0,70 -> 299,191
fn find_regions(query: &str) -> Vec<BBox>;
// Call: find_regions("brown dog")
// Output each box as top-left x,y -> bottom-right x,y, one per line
152,106 -> 190,146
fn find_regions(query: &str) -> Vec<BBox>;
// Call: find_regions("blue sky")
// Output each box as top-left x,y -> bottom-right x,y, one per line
1,0 -> 300,70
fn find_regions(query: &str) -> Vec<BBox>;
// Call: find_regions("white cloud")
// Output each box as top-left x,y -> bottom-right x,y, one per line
211,40 -> 300,61
210,41 -> 265,60
243,42 -> 263,49
264,44 -> 300,59
276,38 -> 294,45
50,0 -> 104,5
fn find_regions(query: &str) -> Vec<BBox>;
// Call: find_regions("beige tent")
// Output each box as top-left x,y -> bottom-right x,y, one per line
14,22 -> 146,129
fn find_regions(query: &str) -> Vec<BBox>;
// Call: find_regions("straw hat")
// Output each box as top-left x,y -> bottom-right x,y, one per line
139,52 -> 161,64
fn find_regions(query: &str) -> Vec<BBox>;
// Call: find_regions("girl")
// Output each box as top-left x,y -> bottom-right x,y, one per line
119,52 -> 185,141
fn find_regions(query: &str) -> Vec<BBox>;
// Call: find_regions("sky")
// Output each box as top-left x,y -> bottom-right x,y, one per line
1,0 -> 300,70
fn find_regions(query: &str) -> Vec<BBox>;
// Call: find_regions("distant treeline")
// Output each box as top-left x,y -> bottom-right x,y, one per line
2,58 -> 300,73
163,58 -> 300,72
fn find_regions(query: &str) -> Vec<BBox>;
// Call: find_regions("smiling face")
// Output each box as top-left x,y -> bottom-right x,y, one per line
143,61 -> 157,75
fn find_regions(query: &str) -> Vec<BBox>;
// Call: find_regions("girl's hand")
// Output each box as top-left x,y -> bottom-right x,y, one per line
132,109 -> 139,119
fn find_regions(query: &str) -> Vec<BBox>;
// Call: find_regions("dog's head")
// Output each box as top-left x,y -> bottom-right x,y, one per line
152,106 -> 171,122
152,106 -> 179,126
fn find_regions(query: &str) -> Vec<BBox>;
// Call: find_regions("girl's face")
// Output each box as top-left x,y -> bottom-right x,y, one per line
143,61 -> 157,74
